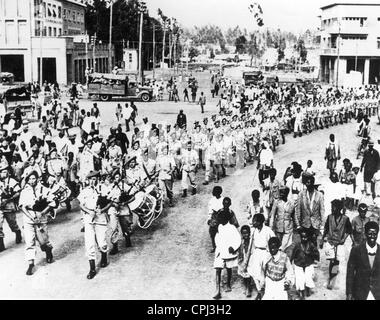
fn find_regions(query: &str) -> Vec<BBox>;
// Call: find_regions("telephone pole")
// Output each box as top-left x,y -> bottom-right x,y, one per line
153,23 -> 156,80
108,0 -> 114,73
138,1 -> 147,83
39,1 -> 44,86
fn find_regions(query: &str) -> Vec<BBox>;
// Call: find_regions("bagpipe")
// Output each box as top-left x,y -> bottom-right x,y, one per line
0,184 -> 17,209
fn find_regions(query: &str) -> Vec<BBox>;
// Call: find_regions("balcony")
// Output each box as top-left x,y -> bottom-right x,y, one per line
323,22 -> 369,35
321,41 -> 380,57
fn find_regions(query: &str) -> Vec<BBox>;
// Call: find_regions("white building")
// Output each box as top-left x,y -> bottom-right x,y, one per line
319,2 -> 380,86
0,0 -> 114,85
122,48 -> 138,73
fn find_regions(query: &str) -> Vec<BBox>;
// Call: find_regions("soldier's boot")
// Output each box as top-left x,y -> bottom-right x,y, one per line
125,234 -> 132,248
26,263 -> 34,276
182,189 -> 187,198
46,247 -> 53,264
0,237 -> 5,252
15,230 -> 22,244
110,243 -> 119,255
100,252 -> 108,268
87,260 -> 96,279
191,187 -> 197,195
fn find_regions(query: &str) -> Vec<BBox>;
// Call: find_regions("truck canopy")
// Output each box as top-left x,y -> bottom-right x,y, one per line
88,73 -> 128,82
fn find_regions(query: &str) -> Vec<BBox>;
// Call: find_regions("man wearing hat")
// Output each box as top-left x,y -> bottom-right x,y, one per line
125,155 -> 143,194
78,138 -> 96,182
46,148 -> 66,177
18,171 -> 56,275
352,203 -> 371,246
140,147 -> 157,184
361,139 -> 380,196
180,141 -> 198,197
156,144 -> 176,207
108,169 -> 133,254
193,125 -> 207,169
0,164 -> 22,252
77,170 -> 110,279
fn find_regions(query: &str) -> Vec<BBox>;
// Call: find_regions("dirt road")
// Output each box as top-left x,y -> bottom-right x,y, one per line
0,71 -> 374,300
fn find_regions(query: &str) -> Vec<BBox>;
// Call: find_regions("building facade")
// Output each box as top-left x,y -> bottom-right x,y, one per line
319,3 -> 380,86
0,0 -> 114,85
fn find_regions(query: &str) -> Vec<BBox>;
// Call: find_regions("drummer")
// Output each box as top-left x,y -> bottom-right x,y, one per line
125,155 -> 144,194
180,140 -> 198,197
140,147 -> 158,186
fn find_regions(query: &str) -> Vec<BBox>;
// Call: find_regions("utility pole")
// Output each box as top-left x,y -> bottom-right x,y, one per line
85,31 -> 89,85
138,1 -> 147,83
336,18 -> 341,88
355,39 -> 358,71
93,33 -> 97,72
153,23 -> 156,80
162,20 -> 167,67
108,0 -> 114,73
39,1 -> 44,87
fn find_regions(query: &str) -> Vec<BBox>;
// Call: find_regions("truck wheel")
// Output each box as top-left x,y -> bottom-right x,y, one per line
141,93 -> 150,102
100,95 -> 111,101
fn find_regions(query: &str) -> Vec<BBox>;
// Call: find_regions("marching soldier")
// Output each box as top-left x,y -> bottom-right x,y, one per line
0,164 -> 22,252
77,170 -> 111,280
180,141 -> 198,197
109,170 -> 133,255
18,171 -> 56,275
156,144 -> 176,207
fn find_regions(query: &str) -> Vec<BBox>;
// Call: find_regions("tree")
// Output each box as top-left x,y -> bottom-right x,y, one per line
209,48 -> 215,59
235,35 -> 247,54
188,46 -> 200,60
295,38 -> 307,63
247,32 -> 265,66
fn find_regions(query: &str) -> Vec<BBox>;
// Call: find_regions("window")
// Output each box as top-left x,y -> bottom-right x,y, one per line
68,10 -> 71,21
59,28 -> 62,36
129,53 -> 133,63
47,4 -> 52,17
378,38 -> 380,49
63,9 -> 66,19
48,27 -> 52,36
58,7 -> 61,18
73,11 -> 76,22
53,28 -> 57,37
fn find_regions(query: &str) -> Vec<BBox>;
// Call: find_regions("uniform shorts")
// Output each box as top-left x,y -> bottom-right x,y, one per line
214,255 -> 238,269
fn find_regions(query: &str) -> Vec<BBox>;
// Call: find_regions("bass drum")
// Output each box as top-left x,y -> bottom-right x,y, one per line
128,191 -> 156,229
145,184 -> 164,219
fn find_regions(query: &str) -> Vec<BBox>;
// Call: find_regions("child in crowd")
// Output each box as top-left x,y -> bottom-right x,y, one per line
304,160 -> 316,177
213,209 -> 241,300
291,228 -> 320,299
262,237 -> 294,300
246,189 -> 264,227
207,186 -> 224,253
237,225 -> 253,298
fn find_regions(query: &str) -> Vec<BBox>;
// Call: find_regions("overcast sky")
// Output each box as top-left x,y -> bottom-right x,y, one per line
145,0 -> 380,33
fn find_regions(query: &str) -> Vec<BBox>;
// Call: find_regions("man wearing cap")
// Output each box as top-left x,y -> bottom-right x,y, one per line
180,141 -> 198,197
193,125 -> 207,169
19,171 -> 56,275
125,156 -> 143,194
0,165 -> 22,252
108,170 -> 133,255
78,138 -> 96,182
352,203 -> 370,246
46,148 -> 66,177
361,140 -> 380,196
77,170 -> 111,279
140,147 -> 157,185
156,144 -> 176,207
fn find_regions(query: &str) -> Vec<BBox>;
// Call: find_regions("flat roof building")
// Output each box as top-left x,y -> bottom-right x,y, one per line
0,0 -> 114,85
319,2 -> 380,86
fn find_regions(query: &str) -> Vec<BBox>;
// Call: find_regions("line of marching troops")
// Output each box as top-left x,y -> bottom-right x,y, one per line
0,79 -> 380,279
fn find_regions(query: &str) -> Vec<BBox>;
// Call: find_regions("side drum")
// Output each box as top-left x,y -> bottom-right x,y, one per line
145,184 -> 164,219
129,191 -> 157,229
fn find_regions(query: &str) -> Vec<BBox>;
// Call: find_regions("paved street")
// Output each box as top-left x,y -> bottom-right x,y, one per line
0,71 -> 375,299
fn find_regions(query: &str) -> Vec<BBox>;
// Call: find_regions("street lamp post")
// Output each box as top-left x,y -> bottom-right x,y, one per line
336,18 -> 341,88
108,0 -> 114,73
138,1 -> 147,83
39,1 -> 44,87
